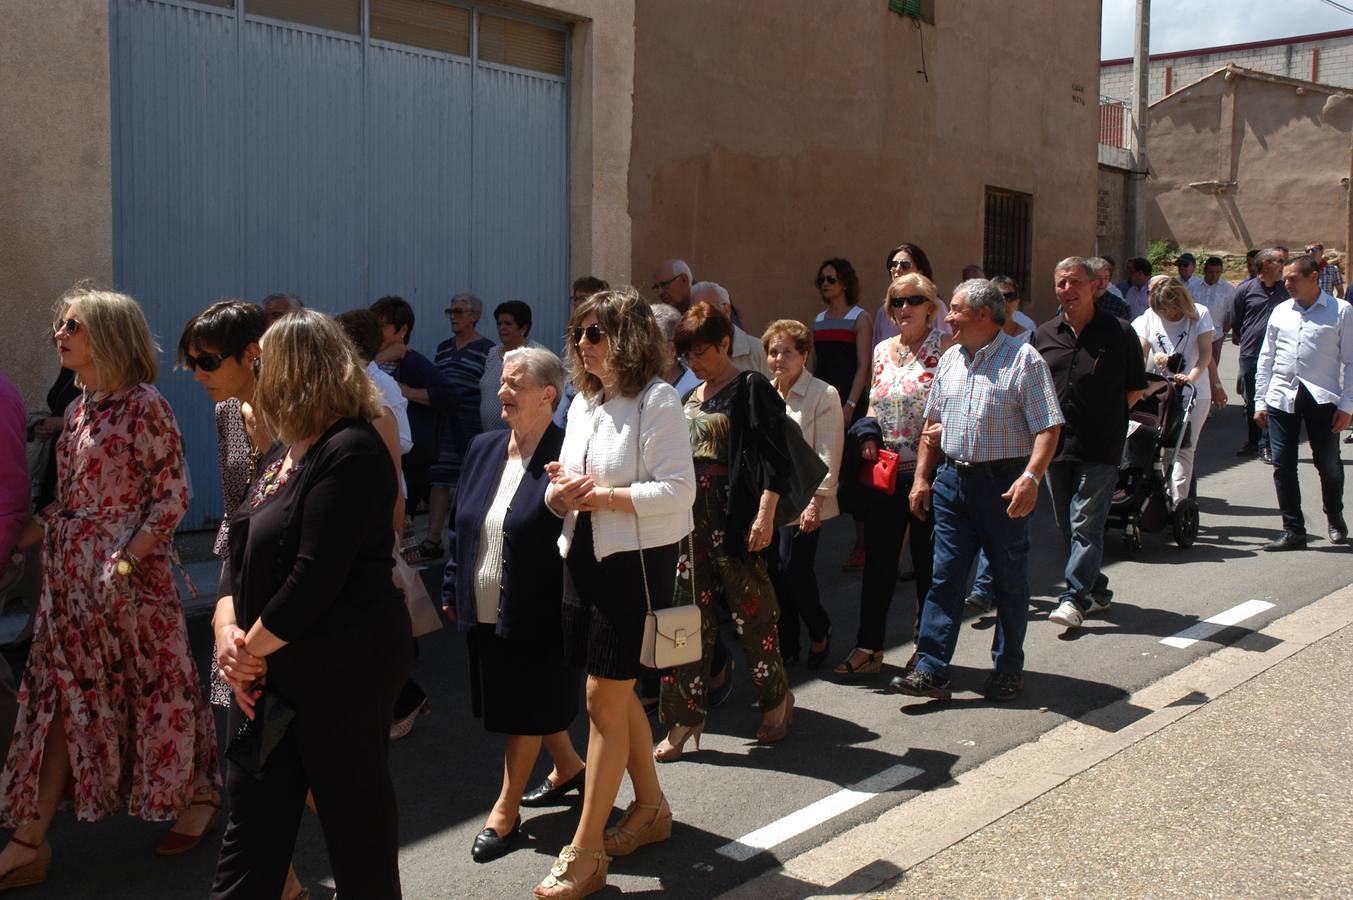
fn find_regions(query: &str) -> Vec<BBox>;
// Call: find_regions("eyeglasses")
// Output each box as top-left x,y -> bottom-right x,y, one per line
52,318 -> 81,336
889,295 -> 930,308
1306,247 -> 1322,255
183,350 -> 231,373
445,307 -> 470,318
652,274 -> 682,291
571,323 -> 607,345
816,275 -> 839,286
888,258 -> 915,272
1000,291 -> 1019,301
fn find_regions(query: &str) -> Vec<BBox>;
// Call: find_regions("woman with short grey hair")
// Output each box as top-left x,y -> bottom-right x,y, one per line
503,346 -> 566,409
650,303 -> 701,398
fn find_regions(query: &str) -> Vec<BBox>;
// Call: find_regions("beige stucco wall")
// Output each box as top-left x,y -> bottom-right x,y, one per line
627,0 -> 1101,328
0,0 -> 113,411
1147,72 -> 1353,255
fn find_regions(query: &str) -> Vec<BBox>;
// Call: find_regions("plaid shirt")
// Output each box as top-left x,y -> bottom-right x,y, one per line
1319,262 -> 1344,296
924,331 -> 1064,462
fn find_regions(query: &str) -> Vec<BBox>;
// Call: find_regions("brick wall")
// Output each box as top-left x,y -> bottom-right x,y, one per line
1101,32 -> 1353,103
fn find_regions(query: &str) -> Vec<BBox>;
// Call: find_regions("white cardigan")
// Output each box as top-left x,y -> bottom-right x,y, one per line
782,370 -> 843,521
555,378 -> 696,560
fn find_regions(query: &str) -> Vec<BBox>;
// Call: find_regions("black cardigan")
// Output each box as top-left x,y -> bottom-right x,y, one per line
712,371 -> 795,555
442,424 -> 566,642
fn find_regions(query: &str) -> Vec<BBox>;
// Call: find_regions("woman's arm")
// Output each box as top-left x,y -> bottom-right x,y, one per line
846,313 -> 875,411
811,383 -> 844,497
626,385 -> 696,517
371,410 -> 406,539
127,392 -> 190,558
1185,330 -> 1214,388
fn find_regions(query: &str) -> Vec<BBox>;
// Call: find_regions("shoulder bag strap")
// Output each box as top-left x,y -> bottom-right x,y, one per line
632,381 -> 694,614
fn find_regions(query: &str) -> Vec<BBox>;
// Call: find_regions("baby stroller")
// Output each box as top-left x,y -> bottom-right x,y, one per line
1107,373 -> 1199,553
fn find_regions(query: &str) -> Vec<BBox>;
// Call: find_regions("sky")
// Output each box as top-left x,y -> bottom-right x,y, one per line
1101,0 -> 1353,60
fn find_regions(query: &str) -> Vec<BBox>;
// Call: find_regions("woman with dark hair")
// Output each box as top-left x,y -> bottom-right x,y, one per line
535,290 -> 694,899
656,301 -> 795,758
812,257 -> 872,568
210,309 -> 412,899
875,243 -> 948,343
480,300 -> 543,433
0,286 -> 219,889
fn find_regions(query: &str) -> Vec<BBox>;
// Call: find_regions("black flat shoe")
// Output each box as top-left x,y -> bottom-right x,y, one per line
470,816 -> 520,863
521,768 -> 585,807
804,630 -> 832,671
1263,531 -> 1308,552
1330,520 -> 1348,545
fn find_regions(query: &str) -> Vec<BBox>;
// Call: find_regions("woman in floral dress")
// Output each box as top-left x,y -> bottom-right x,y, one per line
835,273 -> 952,681
655,302 -> 795,759
0,286 -> 219,889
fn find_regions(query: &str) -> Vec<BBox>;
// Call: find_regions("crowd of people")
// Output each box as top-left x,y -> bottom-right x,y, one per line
0,236 -> 1349,898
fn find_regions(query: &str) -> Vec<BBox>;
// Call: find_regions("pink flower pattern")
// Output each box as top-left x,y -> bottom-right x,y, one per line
0,386 -> 218,825
870,330 -> 946,461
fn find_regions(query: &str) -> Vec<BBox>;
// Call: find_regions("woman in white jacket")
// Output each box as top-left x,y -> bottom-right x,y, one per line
536,290 -> 695,900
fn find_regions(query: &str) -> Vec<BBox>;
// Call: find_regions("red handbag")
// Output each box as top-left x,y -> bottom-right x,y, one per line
857,448 -> 900,495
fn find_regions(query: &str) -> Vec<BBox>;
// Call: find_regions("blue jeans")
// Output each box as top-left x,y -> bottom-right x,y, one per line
915,463 -> 1031,679
1239,356 -> 1270,451
1046,460 -> 1117,613
1267,385 -> 1345,535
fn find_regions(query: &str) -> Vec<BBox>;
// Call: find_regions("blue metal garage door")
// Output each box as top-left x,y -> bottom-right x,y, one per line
109,0 -> 569,528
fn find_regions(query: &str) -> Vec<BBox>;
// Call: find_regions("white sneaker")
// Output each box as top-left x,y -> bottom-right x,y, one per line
1048,600 -> 1085,629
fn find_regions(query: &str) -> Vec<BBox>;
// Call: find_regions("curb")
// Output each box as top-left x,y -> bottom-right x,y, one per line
716,583 -> 1353,900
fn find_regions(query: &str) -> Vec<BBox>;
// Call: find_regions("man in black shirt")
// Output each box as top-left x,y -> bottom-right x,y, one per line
1034,258 -> 1147,630
1231,248 -> 1290,461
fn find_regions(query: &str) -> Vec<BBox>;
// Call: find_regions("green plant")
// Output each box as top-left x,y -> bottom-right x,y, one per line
1146,239 -> 1179,272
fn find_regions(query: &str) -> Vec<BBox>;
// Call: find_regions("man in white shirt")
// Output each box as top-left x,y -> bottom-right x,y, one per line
1123,257 -> 1153,319
1193,256 -> 1235,368
1175,253 -> 1206,298
1255,254 -> 1353,550
691,281 -> 770,377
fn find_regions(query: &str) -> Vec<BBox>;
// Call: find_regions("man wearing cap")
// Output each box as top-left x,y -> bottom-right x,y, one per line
1175,253 -> 1206,298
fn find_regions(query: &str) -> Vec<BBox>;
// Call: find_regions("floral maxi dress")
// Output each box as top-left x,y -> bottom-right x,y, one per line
0,384 -> 219,825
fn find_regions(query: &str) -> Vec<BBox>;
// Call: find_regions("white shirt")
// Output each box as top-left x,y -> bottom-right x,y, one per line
1133,308 -> 1216,402
1255,292 -> 1353,415
474,456 -> 527,624
1124,283 -> 1151,319
1106,283 -> 1125,300
671,365 -> 701,401
780,370 -> 843,520
1192,278 -> 1235,338
367,362 -> 412,453
1010,309 -> 1036,333
554,379 -> 696,560
1183,274 -> 1206,298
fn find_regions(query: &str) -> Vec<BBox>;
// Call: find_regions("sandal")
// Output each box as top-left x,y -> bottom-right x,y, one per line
532,844 -> 610,900
414,539 -> 444,562
832,649 -> 883,679
155,792 -> 221,856
0,837 -> 50,890
755,692 -> 795,743
653,723 -> 704,763
603,796 -> 672,857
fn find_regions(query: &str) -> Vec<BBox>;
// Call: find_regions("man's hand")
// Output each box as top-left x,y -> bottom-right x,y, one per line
909,480 -> 932,519
1254,409 -> 1269,428
1334,410 -> 1351,433
1002,475 -> 1039,518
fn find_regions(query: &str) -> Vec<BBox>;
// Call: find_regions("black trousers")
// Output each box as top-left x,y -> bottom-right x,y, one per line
1268,384 -> 1345,535
211,617 -> 412,900
769,524 -> 831,658
858,474 -> 934,650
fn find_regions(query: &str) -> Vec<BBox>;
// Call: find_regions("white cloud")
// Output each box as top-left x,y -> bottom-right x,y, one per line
1101,0 -> 1353,60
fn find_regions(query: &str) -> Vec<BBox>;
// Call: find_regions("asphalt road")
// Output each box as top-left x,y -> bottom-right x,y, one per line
17,356 -> 1353,899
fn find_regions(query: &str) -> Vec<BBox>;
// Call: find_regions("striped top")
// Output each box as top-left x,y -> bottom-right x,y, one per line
813,305 -> 866,402
924,332 -> 1064,463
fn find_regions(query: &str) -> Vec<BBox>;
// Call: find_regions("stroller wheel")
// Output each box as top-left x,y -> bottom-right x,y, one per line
1172,498 -> 1199,548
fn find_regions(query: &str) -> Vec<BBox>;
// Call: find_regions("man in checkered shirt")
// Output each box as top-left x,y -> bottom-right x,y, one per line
892,279 -> 1063,703
1307,242 -> 1345,299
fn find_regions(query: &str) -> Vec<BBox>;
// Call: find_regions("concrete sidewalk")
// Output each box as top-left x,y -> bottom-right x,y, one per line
875,623 -> 1353,898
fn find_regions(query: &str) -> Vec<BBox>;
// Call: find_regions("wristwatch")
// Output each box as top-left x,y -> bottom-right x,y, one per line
114,550 -> 140,578
1020,470 -> 1041,485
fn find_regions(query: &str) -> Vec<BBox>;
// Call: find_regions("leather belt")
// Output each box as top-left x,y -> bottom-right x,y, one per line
947,457 -> 1025,477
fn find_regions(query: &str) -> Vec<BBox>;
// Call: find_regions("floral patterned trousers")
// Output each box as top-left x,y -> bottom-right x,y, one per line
659,474 -> 788,727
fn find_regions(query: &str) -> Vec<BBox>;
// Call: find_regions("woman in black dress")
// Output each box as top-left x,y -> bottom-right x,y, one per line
210,310 -> 412,899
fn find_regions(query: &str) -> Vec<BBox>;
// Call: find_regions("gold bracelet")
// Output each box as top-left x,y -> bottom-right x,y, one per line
607,487 -> 616,511
114,550 -> 139,578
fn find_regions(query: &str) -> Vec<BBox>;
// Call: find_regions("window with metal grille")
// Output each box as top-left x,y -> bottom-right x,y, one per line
888,0 -> 934,24
478,13 -> 565,76
370,0 -> 471,56
246,0 -> 361,34
983,187 -> 1032,296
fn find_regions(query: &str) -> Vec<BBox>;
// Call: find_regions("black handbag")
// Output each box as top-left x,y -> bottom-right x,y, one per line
225,688 -> 296,779
773,417 -> 830,528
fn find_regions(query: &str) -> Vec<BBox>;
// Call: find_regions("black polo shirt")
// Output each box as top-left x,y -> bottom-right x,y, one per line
1034,306 -> 1147,465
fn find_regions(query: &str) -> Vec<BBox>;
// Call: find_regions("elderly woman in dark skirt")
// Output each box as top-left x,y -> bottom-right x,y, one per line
443,347 -> 586,864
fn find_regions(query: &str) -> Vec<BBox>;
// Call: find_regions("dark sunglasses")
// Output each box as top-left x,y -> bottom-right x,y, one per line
183,350 -> 231,373
1306,247 -> 1322,254
1000,291 -> 1019,301
52,318 -> 81,336
571,323 -> 607,345
816,275 -> 839,286
888,258 -> 915,272
889,295 -> 930,308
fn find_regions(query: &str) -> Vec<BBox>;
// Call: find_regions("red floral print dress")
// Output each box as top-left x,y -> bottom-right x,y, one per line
0,384 -> 219,825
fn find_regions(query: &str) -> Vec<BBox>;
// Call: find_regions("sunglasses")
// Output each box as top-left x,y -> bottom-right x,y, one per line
183,350 -> 231,373
888,258 -> 915,272
52,318 -> 81,336
889,295 -> 930,308
571,323 -> 607,345
1306,248 -> 1322,254
816,275 -> 839,286
1000,291 -> 1019,301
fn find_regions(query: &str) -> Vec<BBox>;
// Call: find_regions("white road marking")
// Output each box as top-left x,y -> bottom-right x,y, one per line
715,764 -> 924,861
1159,599 -> 1276,648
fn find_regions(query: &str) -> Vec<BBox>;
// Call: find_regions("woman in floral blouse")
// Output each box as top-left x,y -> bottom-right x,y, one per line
835,274 -> 951,681
0,285 -> 219,890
